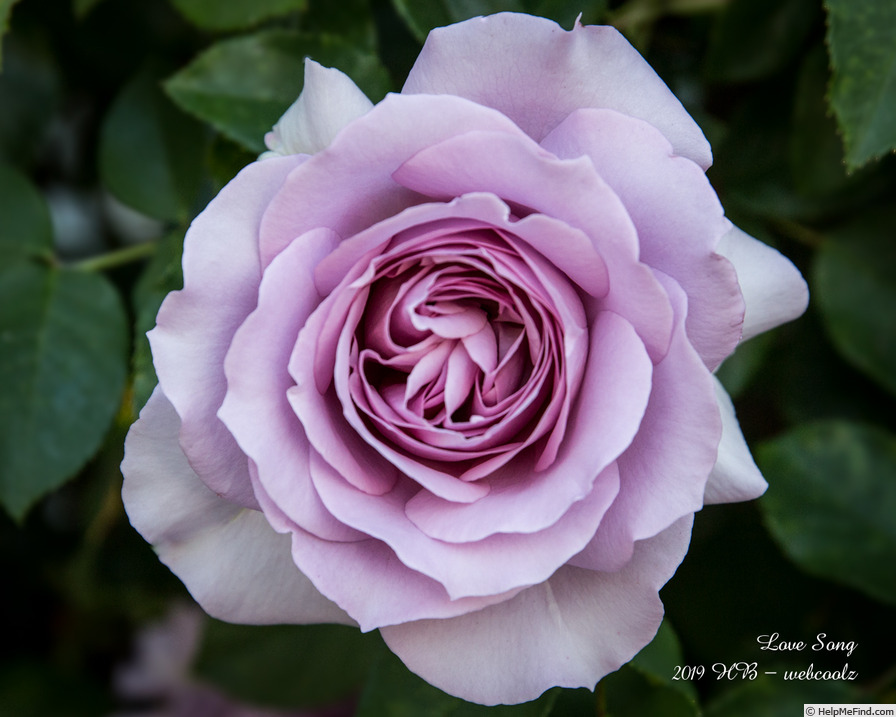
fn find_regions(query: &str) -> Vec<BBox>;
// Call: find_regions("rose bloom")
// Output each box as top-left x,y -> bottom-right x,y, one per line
122,13 -> 808,705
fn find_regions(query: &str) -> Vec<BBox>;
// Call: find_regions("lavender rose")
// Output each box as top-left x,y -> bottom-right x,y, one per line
122,13 -> 809,705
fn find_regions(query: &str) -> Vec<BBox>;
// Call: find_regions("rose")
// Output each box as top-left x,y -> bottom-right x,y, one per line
122,12 -> 808,706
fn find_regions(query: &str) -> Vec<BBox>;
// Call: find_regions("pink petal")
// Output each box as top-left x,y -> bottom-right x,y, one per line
715,225 -> 809,341
286,528 -> 525,632
309,449 -> 619,602
541,108 -> 744,370
258,93 -> 526,268
380,515 -> 694,706
703,377 -> 767,504
218,230 -> 364,542
570,272 -> 720,573
402,13 -> 712,168
121,388 -> 351,626
288,295 -> 402,497
393,128 -> 674,362
149,154 -> 305,508
405,310 -> 651,542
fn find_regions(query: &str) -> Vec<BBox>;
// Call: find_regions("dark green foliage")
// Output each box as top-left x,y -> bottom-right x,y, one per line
1,0 -> 895,713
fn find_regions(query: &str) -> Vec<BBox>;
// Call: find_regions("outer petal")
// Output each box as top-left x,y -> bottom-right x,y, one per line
381,515 -> 693,706
703,377 -> 767,504
121,388 -> 351,626
570,273 -> 719,573
218,229 -> 365,542
262,59 -> 374,158
393,128 -> 674,362
259,93 -> 525,268
150,154 -> 304,508
402,13 -> 712,168
287,519 -> 529,631
541,108 -> 743,370
715,225 -> 809,341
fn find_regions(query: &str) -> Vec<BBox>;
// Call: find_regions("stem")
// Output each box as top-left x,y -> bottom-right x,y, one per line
69,240 -> 157,272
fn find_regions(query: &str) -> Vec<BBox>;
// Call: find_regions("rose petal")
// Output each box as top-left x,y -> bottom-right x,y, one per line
703,377 -> 767,504
541,108 -> 744,370
308,450 -> 619,601
150,154 -> 305,508
380,515 -> 693,706
393,128 -> 674,362
218,229 -> 366,542
262,59 -> 373,158
715,225 -> 809,341
121,388 -> 351,626
405,310 -> 651,542
402,13 -> 712,168
287,527 -> 526,632
570,272 -> 719,572
259,93 -> 526,268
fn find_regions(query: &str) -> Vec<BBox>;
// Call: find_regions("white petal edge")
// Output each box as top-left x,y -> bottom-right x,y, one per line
262,59 -> 374,158
121,387 -> 353,627
715,225 -> 809,342
703,377 -> 767,505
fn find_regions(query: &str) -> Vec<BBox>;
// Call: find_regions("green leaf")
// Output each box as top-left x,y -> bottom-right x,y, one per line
789,46 -> 851,198
0,164 -> 53,261
601,664 -> 699,717
758,421 -> 896,606
630,620 -> 698,703
169,0 -> 306,32
705,0 -> 819,83
165,30 -> 391,154
302,0 -> 378,49
813,209 -> 896,397
99,67 -> 208,223
194,621 -> 387,709
825,0 -> 896,169
131,231 -> 184,413
0,262 -> 128,520
389,0 -> 605,43
705,673 -> 857,717
356,651 -> 557,717
391,0 -> 522,41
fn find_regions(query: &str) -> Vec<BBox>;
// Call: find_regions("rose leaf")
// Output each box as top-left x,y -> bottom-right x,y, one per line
164,30 -> 391,154
193,621 -> 389,710
0,164 -> 54,262
169,0 -> 306,32
757,421 -> 896,607
825,0 -> 896,169
704,674 -> 858,717
629,619 -> 699,704
813,210 -> 896,398
130,231 -> 184,415
99,67 -> 208,224
356,650 -> 558,716
599,665 -> 700,717
0,261 -> 127,521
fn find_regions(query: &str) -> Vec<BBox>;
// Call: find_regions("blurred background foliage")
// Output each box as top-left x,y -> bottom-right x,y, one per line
1,0 -> 895,714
